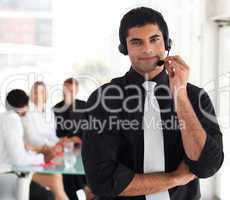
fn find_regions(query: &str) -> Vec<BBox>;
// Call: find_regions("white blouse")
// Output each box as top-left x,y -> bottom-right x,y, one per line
22,103 -> 59,147
0,111 -> 44,166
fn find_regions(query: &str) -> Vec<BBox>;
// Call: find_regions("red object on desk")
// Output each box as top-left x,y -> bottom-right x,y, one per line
56,151 -> 64,157
41,161 -> 63,168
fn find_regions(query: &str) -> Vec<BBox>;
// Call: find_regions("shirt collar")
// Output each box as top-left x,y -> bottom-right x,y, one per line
127,66 -> 169,86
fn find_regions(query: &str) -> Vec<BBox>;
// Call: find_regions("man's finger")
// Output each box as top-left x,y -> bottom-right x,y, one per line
165,61 -> 176,77
165,55 -> 188,69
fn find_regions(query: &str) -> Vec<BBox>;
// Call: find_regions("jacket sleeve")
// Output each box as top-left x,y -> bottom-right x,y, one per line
81,87 -> 135,197
185,89 -> 224,178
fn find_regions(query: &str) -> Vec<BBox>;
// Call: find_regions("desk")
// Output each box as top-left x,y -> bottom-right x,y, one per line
0,164 -> 12,173
13,154 -> 85,200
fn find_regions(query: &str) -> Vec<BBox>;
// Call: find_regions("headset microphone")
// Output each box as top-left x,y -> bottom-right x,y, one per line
156,60 -> 165,66
155,45 -> 171,67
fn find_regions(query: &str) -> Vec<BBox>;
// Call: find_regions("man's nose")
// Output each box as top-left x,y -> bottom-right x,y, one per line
142,42 -> 153,54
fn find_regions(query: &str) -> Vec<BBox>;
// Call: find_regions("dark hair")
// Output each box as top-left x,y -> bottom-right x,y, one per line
64,78 -> 79,86
6,89 -> 29,110
119,7 -> 170,55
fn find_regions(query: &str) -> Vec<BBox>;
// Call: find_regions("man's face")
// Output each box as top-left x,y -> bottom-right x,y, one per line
16,106 -> 28,117
126,23 -> 166,74
63,83 -> 78,100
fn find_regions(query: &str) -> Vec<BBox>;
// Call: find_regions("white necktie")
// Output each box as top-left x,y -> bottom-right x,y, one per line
142,81 -> 170,200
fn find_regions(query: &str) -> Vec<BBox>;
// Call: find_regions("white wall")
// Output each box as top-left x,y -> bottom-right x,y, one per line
199,0 -> 230,199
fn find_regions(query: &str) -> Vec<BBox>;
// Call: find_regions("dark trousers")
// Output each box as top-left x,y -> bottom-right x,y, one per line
30,181 -> 54,200
63,175 -> 86,200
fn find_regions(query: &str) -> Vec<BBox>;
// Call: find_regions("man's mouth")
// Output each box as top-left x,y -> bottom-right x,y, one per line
139,56 -> 159,62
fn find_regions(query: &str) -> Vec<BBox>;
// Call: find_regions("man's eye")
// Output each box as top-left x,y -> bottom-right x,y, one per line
131,40 -> 141,45
150,38 -> 159,42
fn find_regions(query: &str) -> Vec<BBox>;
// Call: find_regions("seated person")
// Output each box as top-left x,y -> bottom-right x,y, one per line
54,78 -> 94,200
22,81 -> 59,147
0,89 -> 69,200
54,78 -> 84,142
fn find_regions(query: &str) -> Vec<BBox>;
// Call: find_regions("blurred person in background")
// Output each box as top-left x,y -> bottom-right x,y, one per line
0,89 -> 54,200
1,89 -> 69,200
54,78 -> 94,200
22,81 -> 59,147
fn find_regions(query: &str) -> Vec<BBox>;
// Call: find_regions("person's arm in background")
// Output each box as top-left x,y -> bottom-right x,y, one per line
24,143 -> 57,163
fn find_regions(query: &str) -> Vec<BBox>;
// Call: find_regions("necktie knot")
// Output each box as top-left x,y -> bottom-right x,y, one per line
142,81 -> 157,93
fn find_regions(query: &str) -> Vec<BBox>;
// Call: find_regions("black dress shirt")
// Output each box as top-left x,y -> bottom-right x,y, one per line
53,99 -> 86,138
82,67 -> 224,200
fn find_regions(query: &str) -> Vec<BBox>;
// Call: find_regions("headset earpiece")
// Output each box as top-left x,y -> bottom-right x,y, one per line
166,38 -> 172,51
118,43 -> 128,55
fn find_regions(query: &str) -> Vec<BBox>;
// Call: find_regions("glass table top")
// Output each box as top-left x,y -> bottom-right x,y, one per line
13,154 -> 85,175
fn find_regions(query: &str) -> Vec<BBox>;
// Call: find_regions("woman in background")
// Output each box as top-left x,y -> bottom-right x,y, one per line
22,81 -> 59,147
21,82 -> 69,200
